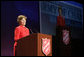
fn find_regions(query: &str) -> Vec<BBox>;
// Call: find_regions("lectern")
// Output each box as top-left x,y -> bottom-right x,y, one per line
56,26 -> 72,56
15,33 -> 52,56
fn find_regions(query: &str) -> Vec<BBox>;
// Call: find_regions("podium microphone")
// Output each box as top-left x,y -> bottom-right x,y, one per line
29,28 -> 33,34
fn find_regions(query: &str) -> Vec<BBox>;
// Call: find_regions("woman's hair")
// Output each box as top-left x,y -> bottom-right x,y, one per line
17,15 -> 27,23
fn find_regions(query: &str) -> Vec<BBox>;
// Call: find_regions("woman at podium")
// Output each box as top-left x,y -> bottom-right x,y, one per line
14,15 -> 30,56
57,6 -> 65,27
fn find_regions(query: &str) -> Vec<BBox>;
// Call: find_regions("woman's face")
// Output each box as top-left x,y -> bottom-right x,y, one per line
19,18 -> 26,26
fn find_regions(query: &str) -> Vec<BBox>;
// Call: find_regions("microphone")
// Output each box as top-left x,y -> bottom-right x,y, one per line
27,26 -> 34,34
29,28 -> 33,34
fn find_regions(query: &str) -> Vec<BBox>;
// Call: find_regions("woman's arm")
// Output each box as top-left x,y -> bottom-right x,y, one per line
14,27 -> 20,42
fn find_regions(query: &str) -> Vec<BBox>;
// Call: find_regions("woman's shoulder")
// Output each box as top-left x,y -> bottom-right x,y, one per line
15,26 -> 21,30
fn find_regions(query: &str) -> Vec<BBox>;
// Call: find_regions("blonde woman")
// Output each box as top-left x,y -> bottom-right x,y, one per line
14,15 -> 30,56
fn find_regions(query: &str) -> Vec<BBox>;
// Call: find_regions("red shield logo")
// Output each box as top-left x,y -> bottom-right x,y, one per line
42,38 -> 51,56
62,30 -> 70,45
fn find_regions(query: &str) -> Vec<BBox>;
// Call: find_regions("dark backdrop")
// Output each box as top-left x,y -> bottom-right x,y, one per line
1,1 -> 39,56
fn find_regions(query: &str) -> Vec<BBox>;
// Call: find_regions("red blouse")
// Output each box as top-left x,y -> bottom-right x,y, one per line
57,16 -> 65,27
14,25 -> 30,46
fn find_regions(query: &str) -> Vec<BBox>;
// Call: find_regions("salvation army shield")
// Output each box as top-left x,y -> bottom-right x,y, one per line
62,30 -> 70,45
41,38 -> 51,56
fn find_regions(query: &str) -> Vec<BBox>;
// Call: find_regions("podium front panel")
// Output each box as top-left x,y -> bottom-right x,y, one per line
37,33 -> 52,56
